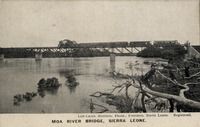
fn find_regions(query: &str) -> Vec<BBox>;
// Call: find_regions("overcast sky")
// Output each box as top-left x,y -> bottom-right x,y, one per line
0,0 -> 199,47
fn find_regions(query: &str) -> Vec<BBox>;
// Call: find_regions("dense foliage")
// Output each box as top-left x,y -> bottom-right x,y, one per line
137,41 -> 187,59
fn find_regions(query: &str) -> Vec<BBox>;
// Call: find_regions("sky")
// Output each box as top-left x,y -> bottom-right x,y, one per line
0,0 -> 199,47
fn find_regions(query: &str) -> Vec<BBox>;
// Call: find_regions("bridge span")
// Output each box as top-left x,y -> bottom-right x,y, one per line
0,41 -> 151,58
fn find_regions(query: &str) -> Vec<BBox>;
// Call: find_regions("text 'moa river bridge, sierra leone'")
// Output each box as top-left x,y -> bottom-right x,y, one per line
0,40 -> 199,59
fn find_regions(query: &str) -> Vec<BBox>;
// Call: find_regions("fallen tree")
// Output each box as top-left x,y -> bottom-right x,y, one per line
90,60 -> 200,113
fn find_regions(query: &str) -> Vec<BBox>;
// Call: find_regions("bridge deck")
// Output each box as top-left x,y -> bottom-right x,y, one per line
0,41 -> 153,49
1,41 -> 186,58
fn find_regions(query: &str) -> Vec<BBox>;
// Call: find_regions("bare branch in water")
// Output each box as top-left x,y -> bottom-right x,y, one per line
89,99 -> 109,113
90,60 -> 200,112
90,92 -> 113,97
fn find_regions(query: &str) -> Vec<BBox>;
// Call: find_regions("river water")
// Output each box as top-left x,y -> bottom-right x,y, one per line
0,56 -> 159,113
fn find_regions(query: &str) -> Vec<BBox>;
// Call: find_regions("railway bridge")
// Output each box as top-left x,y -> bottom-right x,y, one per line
0,41 -> 151,59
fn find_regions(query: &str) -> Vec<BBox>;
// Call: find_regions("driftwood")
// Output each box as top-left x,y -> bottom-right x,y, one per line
121,67 -> 200,112
89,99 -> 109,113
138,84 -> 200,110
131,69 -> 200,111
90,91 -> 113,97
184,71 -> 200,79
90,80 -> 136,112
90,61 -> 200,112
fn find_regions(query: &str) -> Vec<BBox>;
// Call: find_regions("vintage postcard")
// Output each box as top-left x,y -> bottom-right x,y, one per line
0,0 -> 199,127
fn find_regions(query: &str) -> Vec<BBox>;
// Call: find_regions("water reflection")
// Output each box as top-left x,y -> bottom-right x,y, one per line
65,73 -> 79,94
58,69 -> 75,77
0,59 -> 8,67
0,60 -> 4,66
35,60 -> 42,72
37,87 -> 59,98
37,88 -> 46,98
66,85 -> 77,94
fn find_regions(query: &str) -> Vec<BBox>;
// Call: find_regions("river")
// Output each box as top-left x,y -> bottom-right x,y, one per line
0,56 -> 160,113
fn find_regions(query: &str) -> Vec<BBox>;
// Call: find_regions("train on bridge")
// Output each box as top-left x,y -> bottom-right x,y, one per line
57,40 -> 179,48
0,40 -> 180,58
58,41 -> 152,48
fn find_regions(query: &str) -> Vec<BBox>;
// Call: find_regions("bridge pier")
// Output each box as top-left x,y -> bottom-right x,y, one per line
111,48 -> 114,53
35,53 -> 42,61
0,54 -> 4,61
110,53 -> 116,73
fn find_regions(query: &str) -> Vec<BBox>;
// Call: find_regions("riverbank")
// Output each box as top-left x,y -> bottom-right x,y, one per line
90,56 -> 200,113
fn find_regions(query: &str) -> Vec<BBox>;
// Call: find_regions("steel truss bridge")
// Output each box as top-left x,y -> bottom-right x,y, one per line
0,40 -> 181,58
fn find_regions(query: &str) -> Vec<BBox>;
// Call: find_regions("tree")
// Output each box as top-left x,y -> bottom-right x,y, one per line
137,41 -> 187,59
90,60 -> 200,113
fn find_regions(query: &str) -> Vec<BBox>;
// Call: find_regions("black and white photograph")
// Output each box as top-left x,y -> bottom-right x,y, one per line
0,0 -> 199,115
